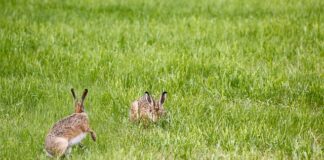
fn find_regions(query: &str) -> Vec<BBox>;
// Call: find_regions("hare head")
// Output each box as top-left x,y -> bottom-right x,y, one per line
144,91 -> 167,121
71,88 -> 88,113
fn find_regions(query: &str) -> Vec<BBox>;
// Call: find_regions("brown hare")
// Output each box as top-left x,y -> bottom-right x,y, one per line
45,89 -> 96,157
130,91 -> 167,123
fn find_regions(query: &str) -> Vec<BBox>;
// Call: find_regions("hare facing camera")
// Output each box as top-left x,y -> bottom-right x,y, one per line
130,91 -> 167,123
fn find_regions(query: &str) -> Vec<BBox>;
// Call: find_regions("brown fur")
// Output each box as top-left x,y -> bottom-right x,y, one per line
75,102 -> 84,113
45,89 -> 96,157
130,91 -> 167,123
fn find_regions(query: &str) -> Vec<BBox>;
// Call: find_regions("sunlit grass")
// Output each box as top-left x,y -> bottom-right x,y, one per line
0,0 -> 323,159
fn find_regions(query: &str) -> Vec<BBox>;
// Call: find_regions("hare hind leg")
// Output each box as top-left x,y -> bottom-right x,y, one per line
53,137 -> 69,157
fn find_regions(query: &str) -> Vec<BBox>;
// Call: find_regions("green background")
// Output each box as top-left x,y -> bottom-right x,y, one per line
0,0 -> 323,159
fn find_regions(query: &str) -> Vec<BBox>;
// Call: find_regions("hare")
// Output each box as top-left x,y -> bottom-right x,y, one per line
130,91 -> 167,123
45,89 -> 96,157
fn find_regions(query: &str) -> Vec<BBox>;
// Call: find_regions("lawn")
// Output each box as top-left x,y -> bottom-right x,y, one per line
0,0 -> 323,159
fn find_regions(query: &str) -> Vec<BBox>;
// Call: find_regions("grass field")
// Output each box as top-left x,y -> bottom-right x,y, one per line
0,0 -> 323,159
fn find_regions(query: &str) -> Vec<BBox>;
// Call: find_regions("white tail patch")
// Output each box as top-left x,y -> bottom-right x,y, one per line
69,133 -> 87,146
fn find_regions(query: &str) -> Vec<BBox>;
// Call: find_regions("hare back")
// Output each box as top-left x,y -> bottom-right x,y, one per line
48,113 -> 90,139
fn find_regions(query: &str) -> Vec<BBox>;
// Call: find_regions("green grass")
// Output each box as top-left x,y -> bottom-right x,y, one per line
0,0 -> 323,159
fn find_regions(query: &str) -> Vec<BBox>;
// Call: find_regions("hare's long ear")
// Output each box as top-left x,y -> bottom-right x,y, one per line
160,91 -> 167,105
144,91 -> 152,104
81,89 -> 88,106
71,88 -> 76,100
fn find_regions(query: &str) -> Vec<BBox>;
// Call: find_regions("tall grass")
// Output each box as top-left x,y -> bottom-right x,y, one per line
0,0 -> 323,159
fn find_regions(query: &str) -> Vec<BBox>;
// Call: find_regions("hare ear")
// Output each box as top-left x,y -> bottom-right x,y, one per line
160,91 -> 167,105
81,89 -> 88,105
71,88 -> 76,100
144,91 -> 152,103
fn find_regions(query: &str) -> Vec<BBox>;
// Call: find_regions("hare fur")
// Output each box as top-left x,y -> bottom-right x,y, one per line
45,89 -> 96,157
130,91 -> 167,123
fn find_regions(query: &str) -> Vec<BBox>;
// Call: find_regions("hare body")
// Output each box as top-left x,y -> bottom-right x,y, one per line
45,89 -> 96,157
69,132 -> 87,146
130,91 -> 167,123
130,96 -> 153,122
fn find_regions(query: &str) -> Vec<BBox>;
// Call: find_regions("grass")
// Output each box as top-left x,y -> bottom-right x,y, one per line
0,0 -> 323,159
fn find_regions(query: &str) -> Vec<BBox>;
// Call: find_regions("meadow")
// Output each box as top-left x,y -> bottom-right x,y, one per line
0,0 -> 323,159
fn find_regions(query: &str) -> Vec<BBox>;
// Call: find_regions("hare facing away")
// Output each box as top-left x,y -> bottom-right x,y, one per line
130,91 -> 167,123
45,89 -> 96,157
